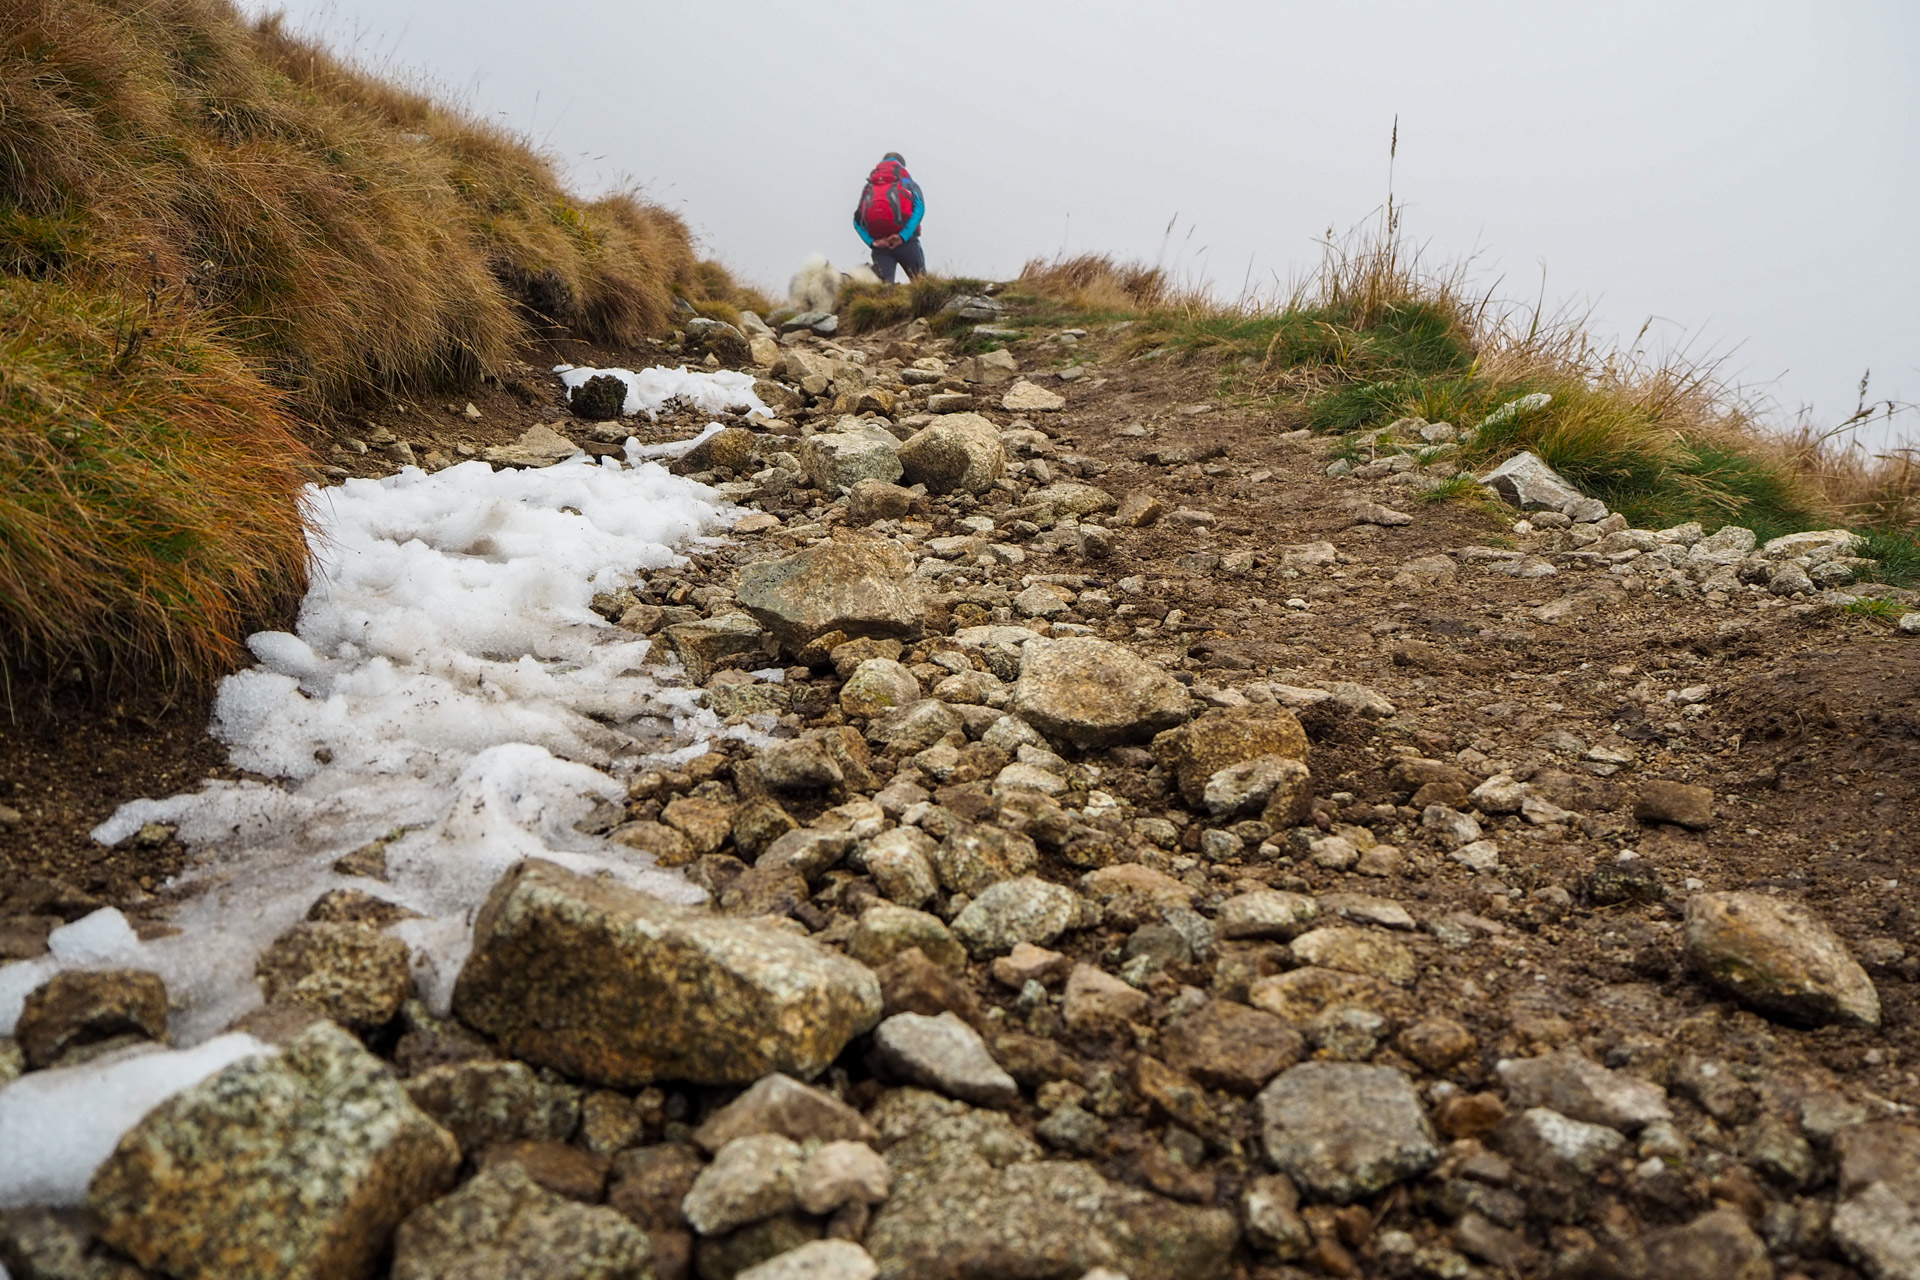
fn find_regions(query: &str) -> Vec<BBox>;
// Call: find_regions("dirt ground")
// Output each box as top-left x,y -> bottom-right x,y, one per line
6,300 -> 1919,1277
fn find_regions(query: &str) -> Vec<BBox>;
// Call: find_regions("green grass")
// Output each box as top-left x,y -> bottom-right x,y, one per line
1857,530 -> 1920,587
1844,597 -> 1909,624
839,275 -> 991,335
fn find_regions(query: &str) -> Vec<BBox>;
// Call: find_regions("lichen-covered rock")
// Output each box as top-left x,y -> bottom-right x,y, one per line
872,1012 -> 1019,1108
737,541 -> 927,657
1256,1062 -> 1438,1203
1685,890 -> 1880,1028
391,1164 -> 651,1280
682,1133 -> 803,1235
663,613 -> 766,685
839,659 -> 922,718
691,1072 -> 877,1154
254,921 -> 412,1032
90,1022 -> 459,1280
452,859 -> 882,1087
15,969 -> 169,1069
864,1090 -> 1236,1280
798,424 -> 903,493
949,876 -> 1078,958
895,414 -> 1005,495
389,1166 -> 652,1274
1012,637 -> 1190,749
403,1060 -> 579,1156
1151,706 -> 1309,807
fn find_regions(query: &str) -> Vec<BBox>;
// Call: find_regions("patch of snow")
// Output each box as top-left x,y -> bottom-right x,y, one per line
18,433 -> 749,1049
0,1033 -> 273,1208
555,363 -> 771,420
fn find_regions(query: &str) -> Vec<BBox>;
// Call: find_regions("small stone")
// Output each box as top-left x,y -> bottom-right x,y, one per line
1001,379 -> 1066,412
662,795 -> 735,855
474,1139 -> 611,1204
1685,890 -> 1880,1027
390,1164 -> 650,1280
1161,999 -> 1304,1094
1499,1106 -> 1626,1180
794,1142 -> 892,1216
1256,1062 -> 1439,1203
862,828 -> 941,909
895,413 -> 1005,495
1347,500 -> 1413,527
1203,755 -> 1312,821
254,920 -> 412,1032
1013,637 -> 1190,749
737,540 -> 927,657
1242,1173 -> 1311,1258
1382,1016 -> 1468,1074
873,1012 -> 1020,1107
949,876 -> 1078,957
664,613 -> 766,685
849,904 -> 966,973
1247,967 -> 1395,1025
1494,1050 -> 1671,1132
738,1240 -> 879,1280
404,1060 -> 579,1155
1633,779 -> 1714,829
692,1072 -> 877,1154
683,1133 -> 804,1235
1217,890 -> 1320,941
1479,451 -> 1584,511
1063,963 -> 1149,1033
15,969 -> 169,1069
847,479 -> 915,524
1289,927 -> 1417,986
1151,705 -> 1309,807
1834,1182 -> 1920,1280
932,823 -> 1040,896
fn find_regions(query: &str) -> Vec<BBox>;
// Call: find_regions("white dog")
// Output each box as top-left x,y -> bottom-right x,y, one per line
787,254 -> 883,313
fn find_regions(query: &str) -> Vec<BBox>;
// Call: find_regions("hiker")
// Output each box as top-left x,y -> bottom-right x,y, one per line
853,152 -> 926,283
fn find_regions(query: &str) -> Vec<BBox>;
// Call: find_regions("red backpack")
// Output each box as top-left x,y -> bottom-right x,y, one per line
859,161 -> 916,238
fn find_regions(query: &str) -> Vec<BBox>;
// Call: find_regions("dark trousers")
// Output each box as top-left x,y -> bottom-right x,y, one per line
871,237 -> 926,283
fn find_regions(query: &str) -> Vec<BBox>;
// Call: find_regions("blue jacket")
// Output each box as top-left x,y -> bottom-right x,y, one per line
854,164 -> 925,246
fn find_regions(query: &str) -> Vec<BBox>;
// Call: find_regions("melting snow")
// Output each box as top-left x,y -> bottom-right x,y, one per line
2,407 -> 755,1067
555,363 -> 771,420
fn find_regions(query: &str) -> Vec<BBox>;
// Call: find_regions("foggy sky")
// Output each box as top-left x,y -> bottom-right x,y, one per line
255,0 -> 1917,449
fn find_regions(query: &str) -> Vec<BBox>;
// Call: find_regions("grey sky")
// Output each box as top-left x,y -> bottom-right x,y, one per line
261,0 -> 1917,450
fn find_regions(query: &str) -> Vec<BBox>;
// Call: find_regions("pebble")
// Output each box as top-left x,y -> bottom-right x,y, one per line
1256,1062 -> 1439,1202
872,1011 -> 1020,1108
681,1133 -> 804,1235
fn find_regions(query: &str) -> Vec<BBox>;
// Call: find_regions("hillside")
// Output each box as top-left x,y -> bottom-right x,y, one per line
0,0 -> 759,704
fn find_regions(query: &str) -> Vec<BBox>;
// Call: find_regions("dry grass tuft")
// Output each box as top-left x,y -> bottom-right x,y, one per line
1018,254 -> 1176,313
0,0 -> 762,705
0,276 -> 312,709
1017,222 -> 1918,554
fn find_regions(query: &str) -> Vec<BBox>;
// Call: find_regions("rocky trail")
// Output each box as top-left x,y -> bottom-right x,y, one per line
3,292 -> 1920,1280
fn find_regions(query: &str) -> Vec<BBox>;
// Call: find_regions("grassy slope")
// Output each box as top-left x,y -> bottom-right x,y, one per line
0,0 -> 762,707
1010,247 -> 1918,580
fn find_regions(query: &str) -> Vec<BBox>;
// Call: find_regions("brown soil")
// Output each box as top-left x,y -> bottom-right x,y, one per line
8,304 -> 1920,1277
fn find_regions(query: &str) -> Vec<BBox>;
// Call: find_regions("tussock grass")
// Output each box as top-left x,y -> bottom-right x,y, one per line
839,274 -> 992,335
1016,229 -> 1917,576
0,276 -> 311,708
0,0 -> 760,704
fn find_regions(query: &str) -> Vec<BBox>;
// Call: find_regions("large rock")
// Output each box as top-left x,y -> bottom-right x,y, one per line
1478,451 -> 1584,511
737,541 -> 927,657
663,613 -> 766,685
391,1164 -> 651,1280
1151,705 -> 1309,807
90,1022 -> 460,1280
864,1090 -> 1238,1280
1012,637 -> 1190,749
896,414 -> 1005,495
15,969 -> 168,1068
452,860 -> 883,1086
1256,1062 -> 1438,1203
254,921 -> 412,1033
799,424 -> 903,493
1684,890 -> 1880,1028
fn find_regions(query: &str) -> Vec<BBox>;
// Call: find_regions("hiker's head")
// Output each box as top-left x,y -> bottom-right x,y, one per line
882,152 -> 906,167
